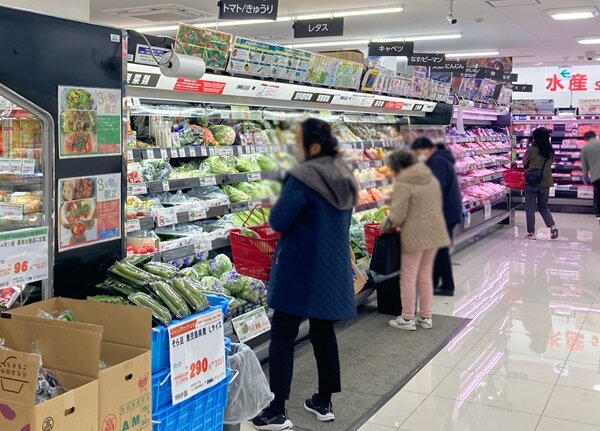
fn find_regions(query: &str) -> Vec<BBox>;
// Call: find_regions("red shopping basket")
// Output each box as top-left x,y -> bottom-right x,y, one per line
364,223 -> 382,255
503,168 -> 525,190
229,205 -> 280,281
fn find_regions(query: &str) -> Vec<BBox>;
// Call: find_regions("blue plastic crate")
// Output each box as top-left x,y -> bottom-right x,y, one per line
151,303 -> 228,374
152,371 -> 229,431
206,293 -> 232,316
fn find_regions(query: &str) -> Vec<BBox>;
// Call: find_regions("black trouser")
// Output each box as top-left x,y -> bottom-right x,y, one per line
433,223 -> 457,293
268,311 -> 341,409
525,185 -> 555,234
594,180 -> 600,217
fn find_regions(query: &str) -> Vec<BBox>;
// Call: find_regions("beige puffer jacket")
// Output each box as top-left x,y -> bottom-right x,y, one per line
387,163 -> 451,253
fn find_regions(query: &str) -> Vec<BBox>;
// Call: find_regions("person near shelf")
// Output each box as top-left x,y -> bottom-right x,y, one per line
251,118 -> 359,431
523,127 -> 558,240
381,149 -> 450,331
581,131 -> 600,227
411,137 -> 462,297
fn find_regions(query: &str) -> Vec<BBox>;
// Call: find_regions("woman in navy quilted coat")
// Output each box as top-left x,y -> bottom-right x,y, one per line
252,118 -> 359,431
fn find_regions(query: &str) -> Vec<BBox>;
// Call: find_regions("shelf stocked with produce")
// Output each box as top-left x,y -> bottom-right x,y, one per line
512,114 -> 600,208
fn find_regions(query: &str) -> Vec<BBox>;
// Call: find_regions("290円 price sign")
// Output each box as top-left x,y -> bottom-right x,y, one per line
168,308 -> 226,405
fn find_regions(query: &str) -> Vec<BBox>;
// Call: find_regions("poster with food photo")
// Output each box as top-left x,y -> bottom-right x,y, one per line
58,173 -> 121,251
58,86 -> 122,158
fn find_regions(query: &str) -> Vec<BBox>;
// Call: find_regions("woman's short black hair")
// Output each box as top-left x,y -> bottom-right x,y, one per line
410,136 -> 435,151
584,131 -> 597,141
387,149 -> 415,173
301,118 -> 339,157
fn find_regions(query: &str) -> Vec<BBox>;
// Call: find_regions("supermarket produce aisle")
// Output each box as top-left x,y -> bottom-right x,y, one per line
243,212 -> 600,431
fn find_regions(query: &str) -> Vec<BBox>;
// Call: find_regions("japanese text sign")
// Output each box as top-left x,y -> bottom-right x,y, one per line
368,41 -> 414,57
169,308 -> 226,405
232,306 -> 271,342
545,69 -> 600,92
219,0 -> 278,20
294,18 -> 344,38
407,53 -> 445,67
431,60 -> 467,76
513,84 -> 533,93
0,227 -> 49,288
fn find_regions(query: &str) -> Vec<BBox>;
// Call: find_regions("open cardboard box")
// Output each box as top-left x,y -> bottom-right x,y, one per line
9,298 -> 153,431
0,316 -> 101,431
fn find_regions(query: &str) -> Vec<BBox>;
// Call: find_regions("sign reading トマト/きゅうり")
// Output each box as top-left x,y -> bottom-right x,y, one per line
219,0 -> 278,20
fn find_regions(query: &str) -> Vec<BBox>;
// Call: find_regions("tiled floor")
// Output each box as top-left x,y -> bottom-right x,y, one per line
244,212 -> 600,431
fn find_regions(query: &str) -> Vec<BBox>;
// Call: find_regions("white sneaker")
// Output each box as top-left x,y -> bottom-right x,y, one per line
417,316 -> 433,329
389,316 -> 416,331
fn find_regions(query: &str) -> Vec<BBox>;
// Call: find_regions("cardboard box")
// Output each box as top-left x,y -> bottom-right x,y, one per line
319,49 -> 365,65
0,316 -> 101,431
10,298 -> 153,431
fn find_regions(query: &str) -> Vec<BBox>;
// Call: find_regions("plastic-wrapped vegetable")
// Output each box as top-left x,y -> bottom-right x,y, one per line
220,271 -> 241,290
37,309 -> 77,321
256,154 -> 278,171
150,281 -> 190,319
235,155 -> 261,173
37,367 -> 66,404
193,261 -> 211,277
87,295 -> 130,305
199,276 -> 225,294
209,255 -> 233,277
128,292 -> 172,325
209,125 -> 236,146
141,159 -> 172,181
221,185 -> 250,203
202,156 -> 238,175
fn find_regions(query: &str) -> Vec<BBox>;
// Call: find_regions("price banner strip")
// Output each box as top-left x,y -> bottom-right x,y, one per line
168,308 -> 226,405
0,227 -> 49,288
231,306 -> 271,343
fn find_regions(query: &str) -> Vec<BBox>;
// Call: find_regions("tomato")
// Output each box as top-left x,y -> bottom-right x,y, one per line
144,245 -> 156,253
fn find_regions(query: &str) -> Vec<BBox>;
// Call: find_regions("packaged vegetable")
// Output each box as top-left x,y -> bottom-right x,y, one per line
209,125 -> 236,146
221,185 -> 250,203
209,254 -> 233,277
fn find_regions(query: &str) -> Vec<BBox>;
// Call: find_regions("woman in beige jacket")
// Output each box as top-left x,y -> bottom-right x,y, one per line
382,150 -> 451,331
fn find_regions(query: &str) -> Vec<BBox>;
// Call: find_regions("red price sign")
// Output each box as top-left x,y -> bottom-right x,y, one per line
13,260 -> 28,274
189,357 -> 208,379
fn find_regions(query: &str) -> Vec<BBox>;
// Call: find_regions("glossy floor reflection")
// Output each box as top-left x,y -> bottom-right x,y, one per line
241,212 -> 600,431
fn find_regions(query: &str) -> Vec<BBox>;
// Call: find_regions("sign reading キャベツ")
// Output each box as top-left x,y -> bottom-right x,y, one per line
219,0 -> 279,20
368,41 -> 414,57
294,18 -> 344,38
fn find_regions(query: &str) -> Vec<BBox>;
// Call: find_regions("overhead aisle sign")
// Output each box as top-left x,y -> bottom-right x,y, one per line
368,41 -> 414,57
219,0 -> 279,20
294,18 -> 344,38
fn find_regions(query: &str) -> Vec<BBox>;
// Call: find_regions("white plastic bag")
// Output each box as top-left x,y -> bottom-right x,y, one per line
224,343 -> 273,424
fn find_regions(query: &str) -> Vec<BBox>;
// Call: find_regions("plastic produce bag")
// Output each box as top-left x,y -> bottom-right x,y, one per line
224,343 -> 273,424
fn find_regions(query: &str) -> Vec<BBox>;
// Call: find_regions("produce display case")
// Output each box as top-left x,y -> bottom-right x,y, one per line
512,114 -> 600,212
0,83 -> 54,306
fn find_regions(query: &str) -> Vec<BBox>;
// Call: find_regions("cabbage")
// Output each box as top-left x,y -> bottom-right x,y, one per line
209,254 -> 233,277
209,125 -> 236,146
220,270 -> 241,289
256,154 -> 278,171
226,275 -> 252,296
247,277 -> 267,293
202,156 -> 238,175
199,276 -> 225,294
221,185 -> 250,203
192,261 -> 211,277
236,155 -> 260,173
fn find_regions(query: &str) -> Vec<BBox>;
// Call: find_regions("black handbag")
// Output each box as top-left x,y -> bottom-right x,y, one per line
525,157 -> 549,186
369,233 -> 400,275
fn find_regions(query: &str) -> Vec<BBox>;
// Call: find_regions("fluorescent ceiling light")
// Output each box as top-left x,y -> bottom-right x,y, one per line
295,13 -> 333,20
285,39 -> 370,49
445,51 -> 500,58
578,37 -> 600,45
548,7 -> 599,20
138,16 -> 293,32
333,7 -> 404,17
371,34 -> 462,43
135,24 -> 179,32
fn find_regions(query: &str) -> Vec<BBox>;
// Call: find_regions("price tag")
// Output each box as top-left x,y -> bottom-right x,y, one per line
178,148 -> 186,158
231,306 -> 271,343
188,209 -> 207,221
126,218 -> 141,233
0,203 -> 24,221
8,159 -> 22,174
189,147 -> 198,157
155,207 -> 178,227
129,183 -> 148,195
247,172 -> 262,182
21,159 -> 35,175
146,149 -> 155,160
0,227 -> 49,288
483,201 -> 492,220
127,150 -> 134,160
218,148 -> 234,156
169,309 -> 226,405
255,145 -> 269,153
549,187 -> 556,198
171,132 -> 181,148
0,159 -> 10,173
577,186 -> 594,199
200,176 -> 218,187
200,147 -> 209,157
162,181 -> 171,192
464,211 -> 472,229
160,149 -> 169,159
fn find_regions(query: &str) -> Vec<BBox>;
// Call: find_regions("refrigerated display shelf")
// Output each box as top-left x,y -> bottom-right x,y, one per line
128,144 -> 291,161
459,172 -> 504,188
359,179 -> 393,190
355,199 -> 391,213
456,159 -> 509,174
454,147 -> 512,158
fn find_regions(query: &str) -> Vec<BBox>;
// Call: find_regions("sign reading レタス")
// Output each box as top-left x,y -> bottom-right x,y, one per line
219,0 -> 278,20
368,41 -> 414,57
294,18 -> 344,38
407,53 -> 445,67
169,309 -> 226,405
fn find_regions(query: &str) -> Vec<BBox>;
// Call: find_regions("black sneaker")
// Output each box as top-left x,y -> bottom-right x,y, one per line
434,287 -> 454,297
251,409 -> 293,431
304,396 -> 335,422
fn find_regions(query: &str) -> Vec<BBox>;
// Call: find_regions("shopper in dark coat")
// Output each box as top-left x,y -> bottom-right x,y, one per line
412,137 -> 463,296
252,118 -> 359,431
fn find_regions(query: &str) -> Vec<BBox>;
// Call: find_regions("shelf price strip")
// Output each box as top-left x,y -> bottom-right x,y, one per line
168,308 -> 226,405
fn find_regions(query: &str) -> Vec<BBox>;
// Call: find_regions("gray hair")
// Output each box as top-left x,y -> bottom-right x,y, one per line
387,149 -> 415,173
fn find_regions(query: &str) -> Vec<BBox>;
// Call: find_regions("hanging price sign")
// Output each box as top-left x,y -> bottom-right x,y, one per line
0,227 -> 49,288
483,201 -> 492,220
231,306 -> 271,342
188,209 -> 207,222
577,186 -> 594,199
169,309 -> 226,405
155,207 -> 178,227
126,219 -> 142,233
464,210 -> 472,229
200,176 -> 218,187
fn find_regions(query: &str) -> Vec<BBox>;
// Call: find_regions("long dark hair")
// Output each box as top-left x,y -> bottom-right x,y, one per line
532,127 -> 553,158
301,118 -> 339,158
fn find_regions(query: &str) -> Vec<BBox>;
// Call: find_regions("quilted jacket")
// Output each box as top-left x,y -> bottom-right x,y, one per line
387,163 -> 451,253
267,157 -> 359,321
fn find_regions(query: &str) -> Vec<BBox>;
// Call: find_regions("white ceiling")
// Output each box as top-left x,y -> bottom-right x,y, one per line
90,0 -> 600,66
